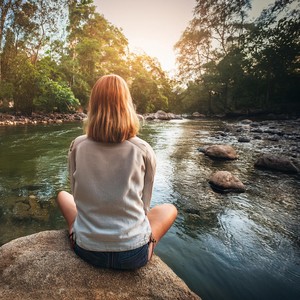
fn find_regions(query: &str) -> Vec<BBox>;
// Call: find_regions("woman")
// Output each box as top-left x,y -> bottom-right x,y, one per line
57,74 -> 177,270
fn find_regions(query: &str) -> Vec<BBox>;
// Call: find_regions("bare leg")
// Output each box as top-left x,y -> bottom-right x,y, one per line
147,203 -> 177,260
56,191 -> 77,234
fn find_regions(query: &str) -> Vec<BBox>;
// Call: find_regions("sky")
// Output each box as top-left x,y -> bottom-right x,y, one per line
94,0 -> 274,74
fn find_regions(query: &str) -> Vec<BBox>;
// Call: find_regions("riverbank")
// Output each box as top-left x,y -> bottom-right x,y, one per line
0,112 -> 87,126
1,110 -> 299,126
0,111 -> 191,126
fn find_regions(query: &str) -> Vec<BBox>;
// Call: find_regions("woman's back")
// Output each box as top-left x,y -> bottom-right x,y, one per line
70,135 -> 155,252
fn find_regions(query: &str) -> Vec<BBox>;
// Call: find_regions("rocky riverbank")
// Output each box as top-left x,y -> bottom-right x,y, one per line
1,110 -> 299,126
0,112 -> 87,126
0,110 -> 208,126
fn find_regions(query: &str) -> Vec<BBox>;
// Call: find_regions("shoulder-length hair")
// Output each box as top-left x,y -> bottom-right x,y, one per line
86,74 -> 140,143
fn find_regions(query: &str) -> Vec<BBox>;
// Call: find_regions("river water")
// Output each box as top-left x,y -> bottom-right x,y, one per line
0,119 -> 299,300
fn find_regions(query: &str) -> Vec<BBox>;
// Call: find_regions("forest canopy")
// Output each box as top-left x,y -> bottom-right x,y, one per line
174,0 -> 300,115
0,0 -> 299,115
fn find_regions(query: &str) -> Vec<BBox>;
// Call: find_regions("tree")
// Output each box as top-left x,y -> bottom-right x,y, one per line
25,0 -> 66,65
129,54 -> 172,113
244,0 -> 300,111
0,0 -> 176,114
63,1 -> 130,108
0,0 -> 37,80
174,0 -> 252,113
175,0 -> 300,114
10,54 -> 39,114
174,18 -> 211,81
175,0 -> 251,80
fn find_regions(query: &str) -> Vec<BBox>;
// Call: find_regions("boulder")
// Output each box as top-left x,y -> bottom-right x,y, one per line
254,154 -> 299,173
240,119 -> 253,125
209,171 -> 246,193
155,110 -> 170,120
267,135 -> 280,142
204,145 -> 238,160
144,113 -> 156,120
145,111 -> 182,121
238,136 -> 250,143
192,112 -> 205,119
0,230 -> 200,300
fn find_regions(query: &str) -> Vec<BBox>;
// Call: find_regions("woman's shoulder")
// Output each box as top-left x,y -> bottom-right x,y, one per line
69,135 -> 88,152
74,134 -> 88,143
127,136 -> 155,157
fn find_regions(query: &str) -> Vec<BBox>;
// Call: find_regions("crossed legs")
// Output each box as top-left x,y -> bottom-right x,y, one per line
56,191 -> 77,235
146,203 -> 178,259
56,191 -> 178,260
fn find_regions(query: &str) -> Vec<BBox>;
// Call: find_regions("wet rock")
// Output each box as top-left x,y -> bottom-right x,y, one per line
181,113 -> 190,118
254,154 -> 299,173
0,113 -> 87,126
192,112 -> 206,119
12,202 -> 31,220
197,147 -> 206,153
144,113 -> 156,120
240,119 -> 253,125
209,171 -> 246,193
204,144 -> 238,160
267,135 -> 280,142
12,195 -> 50,221
264,128 -> 283,135
184,207 -> 201,215
215,130 -> 228,137
238,136 -> 251,143
250,122 -> 260,127
250,127 -> 263,133
167,112 -> 182,120
155,110 -> 170,120
145,111 -> 182,121
0,230 -> 200,300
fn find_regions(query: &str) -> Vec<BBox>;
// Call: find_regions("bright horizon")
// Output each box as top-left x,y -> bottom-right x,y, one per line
95,0 -> 274,74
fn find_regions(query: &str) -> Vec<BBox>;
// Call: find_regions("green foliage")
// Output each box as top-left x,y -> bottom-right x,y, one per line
0,0 -> 175,115
0,81 -> 13,100
1,0 -> 299,116
174,0 -> 300,114
10,55 -> 39,114
129,54 -> 172,113
34,77 -> 80,113
0,81 -> 13,112
70,77 -> 90,108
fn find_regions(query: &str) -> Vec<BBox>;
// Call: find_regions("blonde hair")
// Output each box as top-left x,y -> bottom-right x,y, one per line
86,74 -> 140,143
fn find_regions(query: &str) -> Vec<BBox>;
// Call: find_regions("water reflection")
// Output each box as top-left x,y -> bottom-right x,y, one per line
0,120 -> 299,300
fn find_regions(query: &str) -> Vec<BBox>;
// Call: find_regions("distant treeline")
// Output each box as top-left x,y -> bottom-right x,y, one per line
0,0 -> 299,115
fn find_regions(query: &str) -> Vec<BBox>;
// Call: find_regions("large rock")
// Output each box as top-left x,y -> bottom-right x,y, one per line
191,112 -> 205,119
0,230 -> 200,300
205,144 -> 238,160
209,171 -> 246,193
155,110 -> 170,120
254,154 -> 299,173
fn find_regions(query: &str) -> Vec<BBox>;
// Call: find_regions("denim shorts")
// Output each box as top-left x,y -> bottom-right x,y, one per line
74,243 -> 149,270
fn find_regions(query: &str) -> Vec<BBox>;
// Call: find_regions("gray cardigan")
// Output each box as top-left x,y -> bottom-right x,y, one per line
68,135 -> 156,251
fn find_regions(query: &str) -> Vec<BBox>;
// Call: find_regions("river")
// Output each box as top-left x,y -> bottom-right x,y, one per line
0,119 -> 299,300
